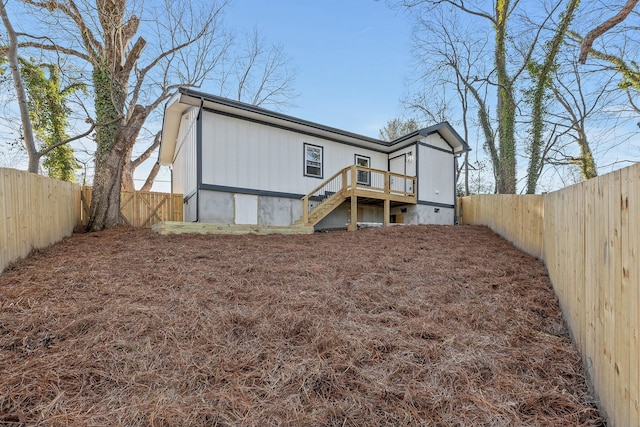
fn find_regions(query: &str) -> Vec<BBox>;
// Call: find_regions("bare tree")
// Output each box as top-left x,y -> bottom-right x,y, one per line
0,2 -> 101,177
121,27 -> 297,191
230,28 -> 297,109
17,0 -> 228,230
525,0 -> 580,193
1,1 -> 37,173
545,51 -> 623,180
378,117 -> 419,141
405,7 -> 497,192
403,0 -> 556,193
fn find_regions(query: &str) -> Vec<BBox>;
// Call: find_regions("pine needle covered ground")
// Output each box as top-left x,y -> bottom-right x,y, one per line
0,225 -> 602,426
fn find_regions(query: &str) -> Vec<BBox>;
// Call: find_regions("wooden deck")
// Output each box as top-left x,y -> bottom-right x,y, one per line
300,165 -> 417,230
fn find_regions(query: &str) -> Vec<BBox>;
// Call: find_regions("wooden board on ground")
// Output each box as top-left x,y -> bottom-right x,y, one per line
152,221 -> 315,236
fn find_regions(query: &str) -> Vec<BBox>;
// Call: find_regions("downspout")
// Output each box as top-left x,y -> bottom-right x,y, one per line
195,97 -> 204,223
169,166 -> 174,221
454,154 -> 459,225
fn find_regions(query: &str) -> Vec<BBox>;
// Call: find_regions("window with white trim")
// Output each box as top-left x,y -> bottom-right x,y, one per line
304,143 -> 323,178
355,154 -> 371,185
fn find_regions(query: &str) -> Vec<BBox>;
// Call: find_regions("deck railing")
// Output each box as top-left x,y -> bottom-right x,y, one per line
301,165 -> 416,225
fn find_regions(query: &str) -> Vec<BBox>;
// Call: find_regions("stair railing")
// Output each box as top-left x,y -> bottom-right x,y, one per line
301,165 -> 417,225
302,167 -> 348,225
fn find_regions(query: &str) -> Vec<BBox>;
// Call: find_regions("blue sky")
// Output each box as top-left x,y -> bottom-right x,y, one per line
223,0 -> 414,138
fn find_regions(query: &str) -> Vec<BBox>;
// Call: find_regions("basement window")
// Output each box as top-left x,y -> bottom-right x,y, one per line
304,143 -> 323,178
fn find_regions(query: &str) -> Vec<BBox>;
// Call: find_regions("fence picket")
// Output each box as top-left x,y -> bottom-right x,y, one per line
460,162 -> 640,427
1,168 -> 183,273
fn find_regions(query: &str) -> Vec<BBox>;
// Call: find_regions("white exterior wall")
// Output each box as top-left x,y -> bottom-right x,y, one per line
388,145 -> 417,176
200,111 -> 387,195
172,108 -> 198,196
417,134 -> 455,206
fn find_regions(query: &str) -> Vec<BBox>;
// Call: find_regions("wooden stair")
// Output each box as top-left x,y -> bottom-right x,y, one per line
298,165 -> 417,230
294,189 -> 347,226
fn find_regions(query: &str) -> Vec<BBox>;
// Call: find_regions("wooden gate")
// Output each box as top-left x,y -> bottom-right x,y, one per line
81,187 -> 183,227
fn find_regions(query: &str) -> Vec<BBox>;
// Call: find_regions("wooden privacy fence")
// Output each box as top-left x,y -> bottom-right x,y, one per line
0,168 -> 82,273
459,162 -> 640,427
1,168 -> 183,273
80,186 -> 183,227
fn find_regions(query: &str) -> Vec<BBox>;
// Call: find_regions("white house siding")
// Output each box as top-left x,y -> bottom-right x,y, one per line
200,111 -> 387,195
423,133 -> 452,151
388,145 -> 417,176
417,136 -> 455,207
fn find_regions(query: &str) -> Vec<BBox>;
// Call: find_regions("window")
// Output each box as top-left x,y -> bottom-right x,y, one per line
304,143 -> 323,178
355,154 -> 370,185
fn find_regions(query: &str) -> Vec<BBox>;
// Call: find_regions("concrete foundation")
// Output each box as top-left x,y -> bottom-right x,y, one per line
184,190 -> 455,228
392,204 -> 454,225
188,190 -> 302,226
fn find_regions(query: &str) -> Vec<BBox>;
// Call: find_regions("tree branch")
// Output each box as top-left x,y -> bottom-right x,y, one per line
579,0 -> 638,64
38,115 -> 124,157
131,131 -> 161,168
15,39 -> 90,62
21,0 -> 102,58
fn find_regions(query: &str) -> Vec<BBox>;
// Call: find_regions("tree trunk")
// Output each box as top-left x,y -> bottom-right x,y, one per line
526,0 -> 580,194
495,0 -> 517,194
121,144 -> 136,191
577,132 -> 598,180
140,162 -> 160,191
88,110 -> 148,230
87,148 -> 126,230
0,1 -> 39,173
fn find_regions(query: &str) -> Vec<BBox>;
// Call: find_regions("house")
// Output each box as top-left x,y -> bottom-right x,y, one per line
159,88 -> 469,231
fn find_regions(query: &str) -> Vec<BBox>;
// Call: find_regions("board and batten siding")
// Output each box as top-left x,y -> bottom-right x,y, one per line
172,108 -> 198,196
417,134 -> 455,206
200,111 -> 388,195
389,146 -> 417,176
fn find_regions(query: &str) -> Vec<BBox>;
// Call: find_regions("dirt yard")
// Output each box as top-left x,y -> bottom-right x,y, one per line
0,225 -> 602,426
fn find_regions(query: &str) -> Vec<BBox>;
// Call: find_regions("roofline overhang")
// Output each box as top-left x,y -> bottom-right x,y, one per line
159,87 -> 470,166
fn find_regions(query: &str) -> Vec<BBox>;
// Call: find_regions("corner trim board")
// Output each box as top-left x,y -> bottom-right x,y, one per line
196,100 -> 203,222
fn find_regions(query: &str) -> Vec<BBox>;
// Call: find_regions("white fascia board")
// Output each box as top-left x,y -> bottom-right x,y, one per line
159,92 -> 193,166
161,88 -> 470,165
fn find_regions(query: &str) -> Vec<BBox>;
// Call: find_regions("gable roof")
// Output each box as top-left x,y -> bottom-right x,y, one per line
159,87 -> 470,165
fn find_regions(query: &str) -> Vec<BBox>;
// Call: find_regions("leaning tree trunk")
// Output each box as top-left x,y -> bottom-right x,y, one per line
0,1 -> 39,173
140,162 -> 160,191
121,144 -> 136,191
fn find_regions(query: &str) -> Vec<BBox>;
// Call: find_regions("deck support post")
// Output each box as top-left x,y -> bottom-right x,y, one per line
384,198 -> 390,227
349,196 -> 358,231
302,196 -> 309,225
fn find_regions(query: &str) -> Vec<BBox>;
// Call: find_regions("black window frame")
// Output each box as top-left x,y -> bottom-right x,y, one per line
304,143 -> 324,179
